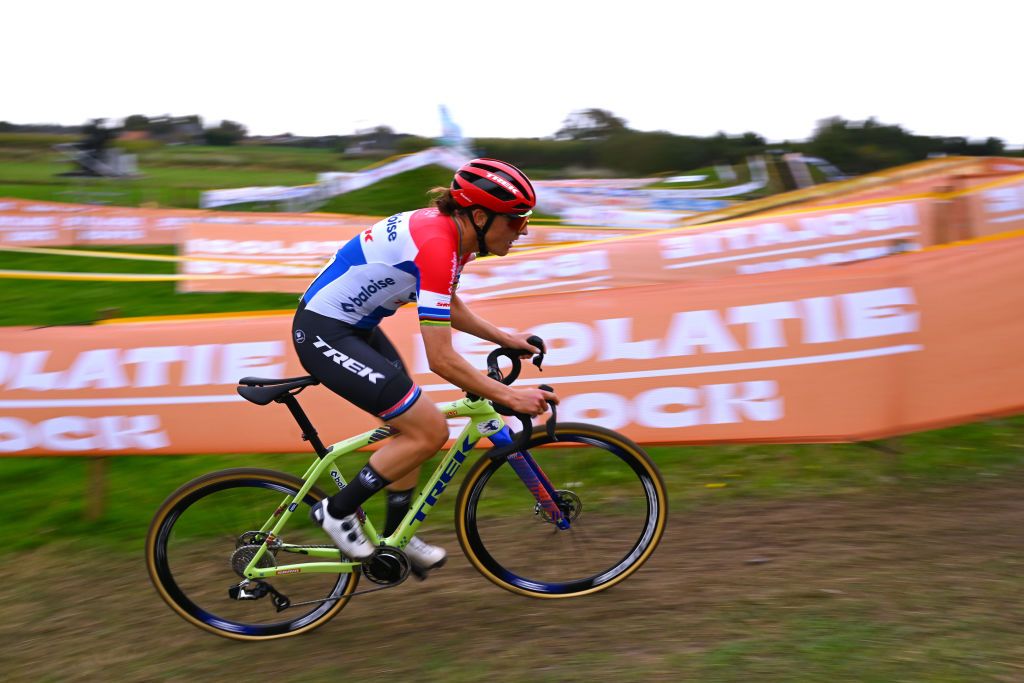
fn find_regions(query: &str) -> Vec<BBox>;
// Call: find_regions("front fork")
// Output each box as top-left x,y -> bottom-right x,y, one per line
489,426 -> 571,530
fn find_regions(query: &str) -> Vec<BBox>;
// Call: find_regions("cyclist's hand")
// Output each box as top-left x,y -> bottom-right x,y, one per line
504,332 -> 542,359
506,386 -> 558,416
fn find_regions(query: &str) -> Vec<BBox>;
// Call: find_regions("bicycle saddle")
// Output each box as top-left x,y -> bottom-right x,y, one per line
237,376 -> 319,405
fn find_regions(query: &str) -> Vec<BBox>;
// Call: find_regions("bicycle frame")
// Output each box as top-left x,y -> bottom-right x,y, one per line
240,395 -> 564,580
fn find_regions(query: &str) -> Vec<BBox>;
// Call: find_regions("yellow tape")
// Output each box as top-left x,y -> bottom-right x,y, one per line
0,269 -> 255,282
96,309 -> 295,325
0,244 -> 321,268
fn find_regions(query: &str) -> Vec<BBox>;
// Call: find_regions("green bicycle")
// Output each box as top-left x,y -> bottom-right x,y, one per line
146,340 -> 668,640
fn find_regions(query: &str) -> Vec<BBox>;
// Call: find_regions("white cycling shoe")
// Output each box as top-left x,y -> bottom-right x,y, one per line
404,535 -> 447,578
309,500 -> 375,561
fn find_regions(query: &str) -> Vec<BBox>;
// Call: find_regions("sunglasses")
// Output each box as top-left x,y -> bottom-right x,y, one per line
502,210 -> 532,232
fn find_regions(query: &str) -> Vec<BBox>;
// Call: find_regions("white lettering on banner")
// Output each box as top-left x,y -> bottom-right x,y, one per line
735,245 -> 908,274
78,229 -> 145,241
0,415 -> 169,453
596,319 -> 659,360
660,203 -> 919,260
983,184 -> 1024,214
2,230 -> 60,243
414,287 -> 918,372
0,216 -> 56,227
185,238 -> 339,256
62,216 -> 142,227
0,341 -> 285,391
458,251 -> 610,291
184,261 -> 316,276
841,288 -> 918,338
558,381 -> 783,430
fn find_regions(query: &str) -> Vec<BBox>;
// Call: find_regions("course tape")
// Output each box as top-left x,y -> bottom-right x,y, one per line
0,244 -> 321,268
0,269 -> 249,282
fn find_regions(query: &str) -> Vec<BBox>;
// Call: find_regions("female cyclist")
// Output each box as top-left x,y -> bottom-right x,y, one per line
293,158 -> 557,574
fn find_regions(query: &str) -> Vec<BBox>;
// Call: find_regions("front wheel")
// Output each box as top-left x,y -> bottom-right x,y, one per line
455,422 -> 667,598
146,468 -> 358,640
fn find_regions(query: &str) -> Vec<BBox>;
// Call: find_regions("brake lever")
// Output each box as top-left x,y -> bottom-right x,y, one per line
538,383 -> 557,441
527,334 -> 546,372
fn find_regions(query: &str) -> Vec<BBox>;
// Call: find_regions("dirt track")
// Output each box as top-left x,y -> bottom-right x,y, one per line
4,475 -> 1024,682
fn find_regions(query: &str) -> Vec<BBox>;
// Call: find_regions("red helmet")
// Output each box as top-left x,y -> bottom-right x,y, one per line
450,158 -> 536,214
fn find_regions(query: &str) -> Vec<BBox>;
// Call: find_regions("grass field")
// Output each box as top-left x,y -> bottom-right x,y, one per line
0,140 -> 411,213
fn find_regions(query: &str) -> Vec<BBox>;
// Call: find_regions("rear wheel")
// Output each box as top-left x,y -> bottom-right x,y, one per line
145,468 -> 358,640
455,423 -> 667,598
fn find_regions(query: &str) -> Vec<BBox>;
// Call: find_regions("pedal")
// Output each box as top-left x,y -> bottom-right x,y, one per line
410,556 -> 447,581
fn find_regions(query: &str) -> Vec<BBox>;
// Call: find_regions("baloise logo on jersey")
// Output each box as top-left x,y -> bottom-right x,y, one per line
340,277 -> 397,314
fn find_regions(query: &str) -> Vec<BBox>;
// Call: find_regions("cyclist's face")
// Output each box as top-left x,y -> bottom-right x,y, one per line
487,212 -> 530,256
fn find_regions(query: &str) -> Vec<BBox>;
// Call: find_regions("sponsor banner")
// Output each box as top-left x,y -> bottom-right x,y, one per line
557,207 -> 694,229
178,221 -> 642,293
513,224 -> 645,249
0,197 -> 375,248
199,185 -> 327,210
536,180 -> 750,218
181,195 -> 937,296
178,223 -> 362,293
457,196 -> 932,301
963,173 -> 1024,238
798,157 -> 1024,208
1,233 -> 1022,455
316,147 -> 467,198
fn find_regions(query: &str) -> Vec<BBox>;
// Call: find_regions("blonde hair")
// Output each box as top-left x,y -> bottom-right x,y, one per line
428,186 -> 462,215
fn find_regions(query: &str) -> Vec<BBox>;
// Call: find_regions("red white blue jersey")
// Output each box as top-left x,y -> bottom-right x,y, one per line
301,208 -> 472,329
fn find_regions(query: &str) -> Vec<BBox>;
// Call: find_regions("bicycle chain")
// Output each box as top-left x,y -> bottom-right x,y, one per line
283,581 -> 404,609
268,545 -> 408,609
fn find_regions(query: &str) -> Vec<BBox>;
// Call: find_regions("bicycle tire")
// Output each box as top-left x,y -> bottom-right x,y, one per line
146,467 -> 358,640
455,422 -> 667,598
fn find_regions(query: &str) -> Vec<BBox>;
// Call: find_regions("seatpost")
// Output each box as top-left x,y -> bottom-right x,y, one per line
277,393 -> 329,457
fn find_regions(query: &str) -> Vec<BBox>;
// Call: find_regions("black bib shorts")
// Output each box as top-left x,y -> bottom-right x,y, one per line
292,303 -> 422,421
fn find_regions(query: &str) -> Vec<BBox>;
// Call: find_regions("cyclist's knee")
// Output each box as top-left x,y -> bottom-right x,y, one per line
413,412 -> 449,453
389,400 -> 448,452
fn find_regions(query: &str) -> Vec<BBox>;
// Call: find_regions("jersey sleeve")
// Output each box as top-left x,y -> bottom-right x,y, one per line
414,237 -> 460,326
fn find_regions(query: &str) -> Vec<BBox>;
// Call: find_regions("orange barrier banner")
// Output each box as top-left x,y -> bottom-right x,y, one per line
963,172 -> 1024,237
457,196 -> 933,300
0,197 -> 374,247
2,233 -> 1022,456
177,221 -> 647,293
179,195 -> 937,296
178,223 -> 363,293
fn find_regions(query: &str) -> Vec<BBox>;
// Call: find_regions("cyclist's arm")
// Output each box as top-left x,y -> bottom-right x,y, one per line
450,295 -> 541,355
450,294 -> 509,346
420,324 -> 551,413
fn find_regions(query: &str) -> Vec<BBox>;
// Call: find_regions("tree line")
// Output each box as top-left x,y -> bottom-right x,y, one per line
355,109 -> 1020,177
1,109 -> 1017,176
0,115 -> 247,146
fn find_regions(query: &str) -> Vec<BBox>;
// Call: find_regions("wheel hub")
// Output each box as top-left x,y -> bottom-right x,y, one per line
535,490 -> 583,524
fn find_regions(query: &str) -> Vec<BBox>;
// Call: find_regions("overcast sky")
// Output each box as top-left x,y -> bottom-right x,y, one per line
4,1 -> 1022,146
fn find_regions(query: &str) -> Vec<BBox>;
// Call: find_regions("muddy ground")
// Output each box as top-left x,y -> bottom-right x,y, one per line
3,474 -> 1023,682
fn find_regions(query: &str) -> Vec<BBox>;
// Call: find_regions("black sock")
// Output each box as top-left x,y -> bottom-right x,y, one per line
383,488 -> 416,537
327,463 -> 390,518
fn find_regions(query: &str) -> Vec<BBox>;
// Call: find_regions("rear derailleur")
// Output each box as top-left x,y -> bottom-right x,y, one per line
228,580 -> 291,612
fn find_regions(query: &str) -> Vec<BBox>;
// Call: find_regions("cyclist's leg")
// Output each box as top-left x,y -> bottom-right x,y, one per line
292,309 -> 446,517
360,325 -> 448,484
368,397 -> 447,481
